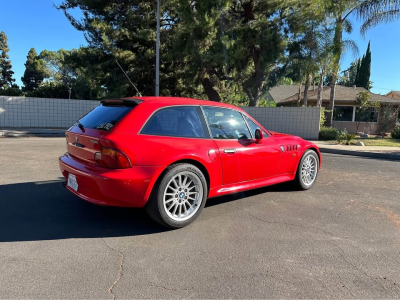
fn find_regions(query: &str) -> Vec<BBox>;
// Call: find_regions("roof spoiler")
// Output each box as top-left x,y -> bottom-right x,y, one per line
101,98 -> 143,106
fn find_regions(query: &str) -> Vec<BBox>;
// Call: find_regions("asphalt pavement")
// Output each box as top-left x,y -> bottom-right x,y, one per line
1,138 -> 400,299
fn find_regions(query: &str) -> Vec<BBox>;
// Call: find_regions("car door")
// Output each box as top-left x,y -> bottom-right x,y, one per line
202,106 -> 281,185
242,115 -> 282,179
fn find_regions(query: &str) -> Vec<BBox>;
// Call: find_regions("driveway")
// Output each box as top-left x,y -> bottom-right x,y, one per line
0,138 -> 399,299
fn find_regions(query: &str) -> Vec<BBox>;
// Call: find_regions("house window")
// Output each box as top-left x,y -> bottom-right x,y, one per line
355,107 -> 378,123
333,106 -> 354,122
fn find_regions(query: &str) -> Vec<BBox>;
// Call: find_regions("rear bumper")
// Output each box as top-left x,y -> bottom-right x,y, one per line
59,153 -> 164,208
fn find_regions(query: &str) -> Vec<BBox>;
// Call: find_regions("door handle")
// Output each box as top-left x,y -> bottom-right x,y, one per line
224,149 -> 237,154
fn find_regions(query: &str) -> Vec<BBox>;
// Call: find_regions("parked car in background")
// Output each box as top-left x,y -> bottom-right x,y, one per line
59,97 -> 321,228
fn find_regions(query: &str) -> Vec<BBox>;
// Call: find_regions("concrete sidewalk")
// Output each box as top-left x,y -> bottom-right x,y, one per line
313,141 -> 400,160
0,128 -> 66,137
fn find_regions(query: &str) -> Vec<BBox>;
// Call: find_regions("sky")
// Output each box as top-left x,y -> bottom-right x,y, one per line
0,0 -> 87,86
1,1 -> 399,95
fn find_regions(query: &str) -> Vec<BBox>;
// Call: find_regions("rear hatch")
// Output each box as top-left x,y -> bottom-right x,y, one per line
65,98 -> 141,164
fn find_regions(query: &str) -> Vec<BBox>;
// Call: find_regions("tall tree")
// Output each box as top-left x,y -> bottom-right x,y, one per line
338,59 -> 359,87
355,58 -> 361,84
0,31 -> 16,89
37,48 -> 114,99
226,0 -> 287,106
356,41 -> 371,89
21,48 -> 47,91
325,0 -> 400,127
57,0 -> 194,98
169,0 -> 289,105
168,0 -> 231,102
58,0 -> 295,105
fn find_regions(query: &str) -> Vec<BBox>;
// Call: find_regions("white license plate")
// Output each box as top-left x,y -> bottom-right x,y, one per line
67,173 -> 78,192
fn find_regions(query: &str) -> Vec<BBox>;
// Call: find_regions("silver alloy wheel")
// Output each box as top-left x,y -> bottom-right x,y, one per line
301,154 -> 318,186
163,171 -> 203,222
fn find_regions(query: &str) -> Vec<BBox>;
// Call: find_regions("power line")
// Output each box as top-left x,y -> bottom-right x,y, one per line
372,87 -> 396,91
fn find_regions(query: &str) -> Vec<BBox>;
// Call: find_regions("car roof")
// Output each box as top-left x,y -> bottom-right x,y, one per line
125,96 -> 243,110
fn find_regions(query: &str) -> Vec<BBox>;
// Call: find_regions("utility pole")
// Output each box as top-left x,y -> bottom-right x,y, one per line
68,85 -> 72,100
155,0 -> 160,96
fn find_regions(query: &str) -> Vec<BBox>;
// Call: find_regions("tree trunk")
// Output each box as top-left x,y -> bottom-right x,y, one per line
242,0 -> 264,107
326,20 -> 343,127
326,79 -> 337,127
244,88 -> 255,107
297,82 -> 302,107
303,74 -> 310,107
249,97 -> 257,107
200,77 -> 221,102
317,68 -> 324,107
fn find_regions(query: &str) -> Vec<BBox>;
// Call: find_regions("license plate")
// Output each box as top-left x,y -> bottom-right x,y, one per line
67,173 -> 78,192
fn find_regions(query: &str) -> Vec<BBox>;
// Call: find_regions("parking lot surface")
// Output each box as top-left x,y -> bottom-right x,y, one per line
1,137 -> 400,299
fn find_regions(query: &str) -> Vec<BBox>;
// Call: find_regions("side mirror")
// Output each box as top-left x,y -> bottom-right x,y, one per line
255,129 -> 263,143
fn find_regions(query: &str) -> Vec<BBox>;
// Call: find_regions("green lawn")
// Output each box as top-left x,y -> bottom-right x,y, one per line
322,137 -> 400,147
350,138 -> 400,147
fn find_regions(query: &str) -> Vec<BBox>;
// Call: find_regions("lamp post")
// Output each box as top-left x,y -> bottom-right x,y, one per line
155,0 -> 160,96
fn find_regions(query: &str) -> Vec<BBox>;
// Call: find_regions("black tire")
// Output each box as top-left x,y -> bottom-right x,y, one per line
294,150 -> 320,190
145,163 -> 208,229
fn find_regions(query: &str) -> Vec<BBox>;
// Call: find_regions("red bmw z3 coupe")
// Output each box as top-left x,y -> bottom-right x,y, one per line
59,97 -> 321,228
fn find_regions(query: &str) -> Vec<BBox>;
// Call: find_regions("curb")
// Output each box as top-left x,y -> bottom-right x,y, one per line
0,131 -> 65,138
319,148 -> 400,161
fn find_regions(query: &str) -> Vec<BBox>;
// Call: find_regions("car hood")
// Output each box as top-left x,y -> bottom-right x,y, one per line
269,131 -> 302,140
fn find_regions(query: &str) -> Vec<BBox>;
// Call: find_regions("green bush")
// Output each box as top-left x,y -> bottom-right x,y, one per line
346,133 -> 355,144
258,99 -> 276,107
320,107 -> 332,127
319,127 -> 339,140
336,129 -> 347,144
391,126 -> 400,139
0,87 -> 23,96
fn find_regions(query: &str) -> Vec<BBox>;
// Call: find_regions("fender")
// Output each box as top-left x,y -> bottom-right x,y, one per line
296,144 -> 322,172
142,154 -> 215,203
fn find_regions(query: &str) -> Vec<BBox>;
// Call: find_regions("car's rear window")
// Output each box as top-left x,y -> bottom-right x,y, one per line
78,105 -> 133,131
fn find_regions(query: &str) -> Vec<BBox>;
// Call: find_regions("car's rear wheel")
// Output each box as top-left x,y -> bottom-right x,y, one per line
294,150 -> 319,190
146,163 -> 207,228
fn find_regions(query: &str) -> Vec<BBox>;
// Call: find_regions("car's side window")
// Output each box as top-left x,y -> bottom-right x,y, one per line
244,116 -> 269,138
202,106 -> 251,140
141,106 -> 206,138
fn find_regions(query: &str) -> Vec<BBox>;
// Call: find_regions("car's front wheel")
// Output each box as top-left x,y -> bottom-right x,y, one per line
146,163 -> 207,228
294,150 -> 319,190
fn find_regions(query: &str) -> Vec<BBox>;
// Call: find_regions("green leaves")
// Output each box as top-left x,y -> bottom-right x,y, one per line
0,31 -> 16,89
21,48 -> 48,92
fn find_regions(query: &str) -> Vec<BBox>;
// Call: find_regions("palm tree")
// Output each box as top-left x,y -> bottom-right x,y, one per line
315,26 -> 335,107
325,0 -> 400,127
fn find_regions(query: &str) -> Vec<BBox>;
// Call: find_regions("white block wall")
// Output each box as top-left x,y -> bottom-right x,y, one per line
0,96 -> 100,129
242,107 -> 321,140
0,97 -> 321,139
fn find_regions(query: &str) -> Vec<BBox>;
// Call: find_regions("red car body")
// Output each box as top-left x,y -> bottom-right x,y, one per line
59,97 -> 321,209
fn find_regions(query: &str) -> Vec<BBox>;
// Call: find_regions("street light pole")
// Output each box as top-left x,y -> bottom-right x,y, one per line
155,0 -> 160,96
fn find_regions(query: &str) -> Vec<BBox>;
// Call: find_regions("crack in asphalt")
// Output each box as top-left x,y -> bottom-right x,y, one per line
335,271 -> 357,298
101,238 -> 124,300
326,240 -> 388,293
210,271 -> 287,284
146,284 -> 191,292
226,203 -> 338,238
347,201 -> 400,237
227,202 -> 394,296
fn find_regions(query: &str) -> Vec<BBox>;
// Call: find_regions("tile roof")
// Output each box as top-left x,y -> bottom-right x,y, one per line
273,85 -> 400,105
267,85 -> 304,102
385,91 -> 400,96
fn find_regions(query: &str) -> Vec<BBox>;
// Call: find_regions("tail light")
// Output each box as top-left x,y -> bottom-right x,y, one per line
94,147 -> 132,169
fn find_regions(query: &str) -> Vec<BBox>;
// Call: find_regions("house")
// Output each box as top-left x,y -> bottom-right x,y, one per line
267,85 -> 400,134
385,91 -> 400,100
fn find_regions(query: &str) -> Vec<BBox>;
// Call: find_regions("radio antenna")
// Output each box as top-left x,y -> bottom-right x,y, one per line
115,60 -> 142,97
